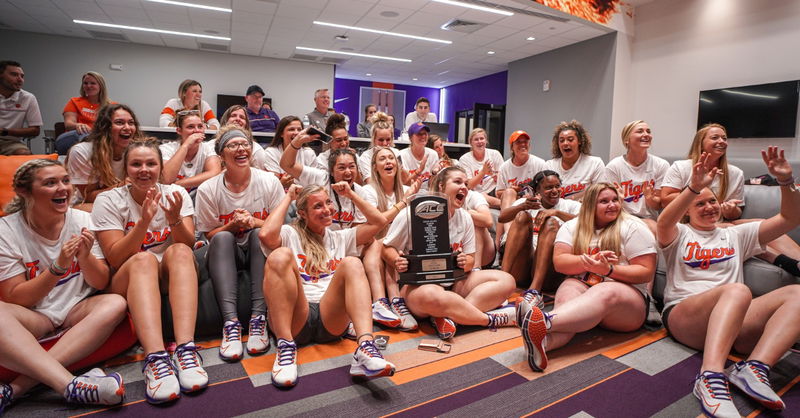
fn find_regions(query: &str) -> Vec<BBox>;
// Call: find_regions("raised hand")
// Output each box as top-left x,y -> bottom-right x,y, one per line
75,227 -> 96,259
141,187 -> 162,225
405,179 -> 422,199
279,173 -> 295,190
159,190 -> 184,226
331,181 -> 354,199
762,146 -> 793,182
56,234 -> 82,272
287,184 -> 302,201
643,180 -> 661,207
690,152 -> 720,191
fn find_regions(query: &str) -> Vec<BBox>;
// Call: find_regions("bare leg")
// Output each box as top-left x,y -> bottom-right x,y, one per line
319,257 -> 374,343
733,284 -> 800,365
474,226 -> 495,269
362,239 -> 386,303
262,248 -> 310,340
161,243 -> 199,345
496,189 -> 519,250
501,211 -> 533,288
110,252 -> 165,354
530,216 -> 561,292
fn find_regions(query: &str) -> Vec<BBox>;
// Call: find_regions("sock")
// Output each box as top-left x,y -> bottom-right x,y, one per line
773,254 -> 800,276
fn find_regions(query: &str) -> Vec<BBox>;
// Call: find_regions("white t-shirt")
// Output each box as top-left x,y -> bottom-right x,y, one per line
602,154 -> 670,220
261,146 -> 317,177
555,216 -> 656,295
457,149 -> 505,194
661,222 -> 764,310
159,98 -> 220,128
296,166 -> 367,229
91,183 -> 193,262
159,140 -> 218,185
251,144 -> 267,170
464,190 -> 489,211
662,159 -> 745,205
362,183 -> 409,208
496,155 -> 547,192
398,147 -> 439,183
403,112 -> 437,132
503,198 -> 581,248
279,224 -> 358,303
0,209 -> 103,326
67,142 -> 125,202
194,168 -> 285,243
544,154 -> 605,200
383,207 -> 476,256
358,147 -> 401,181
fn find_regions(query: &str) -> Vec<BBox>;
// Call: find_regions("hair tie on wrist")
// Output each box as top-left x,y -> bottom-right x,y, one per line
686,185 -> 701,195
49,262 -> 68,276
169,217 -> 183,227
606,264 -> 614,277
777,176 -> 795,186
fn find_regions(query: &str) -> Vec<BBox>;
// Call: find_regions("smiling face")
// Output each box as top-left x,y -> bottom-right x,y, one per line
411,129 -> 429,147
30,165 -> 72,214
245,92 -> 263,111
314,90 -> 331,111
537,175 -> 561,209
126,147 -> 161,191
0,64 -> 24,92
432,138 -> 445,158
374,148 -> 397,179
332,153 -> 357,184
373,128 -> 393,147
701,127 -> 728,159
301,190 -> 334,233
282,120 -> 303,147
687,188 -> 721,230
511,137 -> 530,158
469,131 -> 487,152
226,108 -> 247,129
182,84 -> 202,108
594,188 -> 621,228
177,115 -> 204,143
110,109 -> 136,151
558,129 -> 580,160
81,74 -> 100,99
221,137 -> 252,169
415,101 -> 430,118
625,122 -> 652,151
365,105 -> 377,121
330,128 -> 349,150
441,170 -> 469,210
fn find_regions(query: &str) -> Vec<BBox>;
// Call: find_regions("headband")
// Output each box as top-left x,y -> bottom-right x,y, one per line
215,129 -> 248,154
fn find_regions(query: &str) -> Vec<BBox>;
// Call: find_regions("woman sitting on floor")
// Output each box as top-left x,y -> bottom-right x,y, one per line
0,160 -> 126,412
259,184 -> 394,388
92,139 -> 207,404
656,148 -> 800,417
358,112 -> 405,184
517,182 -> 657,372
457,128 -> 504,208
159,109 -> 221,194
383,166 -> 517,340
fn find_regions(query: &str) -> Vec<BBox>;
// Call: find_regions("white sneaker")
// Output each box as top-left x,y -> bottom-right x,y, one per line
63,368 -> 124,405
172,342 -> 209,393
487,305 -> 517,329
522,289 -> 545,309
391,297 -> 418,331
350,340 -> 395,378
372,298 -> 401,328
271,339 -> 298,387
142,351 -> 180,404
693,371 -> 740,418
220,320 -> 243,361
726,360 -> 785,411
247,314 -> 270,355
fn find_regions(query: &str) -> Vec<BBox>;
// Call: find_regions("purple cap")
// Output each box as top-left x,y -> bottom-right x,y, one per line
407,122 -> 430,136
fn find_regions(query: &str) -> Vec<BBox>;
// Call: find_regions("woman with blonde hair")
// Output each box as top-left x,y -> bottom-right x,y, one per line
359,111 -> 404,183
458,128 -> 504,207
0,159 -> 126,412
543,120 -> 605,201
517,183 -> 657,372
159,79 -> 219,129
55,71 -> 113,154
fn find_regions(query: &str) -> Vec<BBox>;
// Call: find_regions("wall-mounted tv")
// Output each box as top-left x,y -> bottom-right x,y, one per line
697,80 -> 799,138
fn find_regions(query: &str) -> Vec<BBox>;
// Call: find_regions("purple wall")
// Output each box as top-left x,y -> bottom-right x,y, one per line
333,78 -> 440,137
441,71 -> 508,140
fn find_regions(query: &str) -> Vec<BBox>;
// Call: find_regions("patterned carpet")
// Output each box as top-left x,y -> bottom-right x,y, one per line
6,295 -> 800,417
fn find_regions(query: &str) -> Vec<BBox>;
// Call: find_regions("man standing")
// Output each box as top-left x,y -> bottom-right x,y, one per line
244,84 -> 280,133
305,88 -> 334,129
0,61 -> 40,155
403,97 -> 437,133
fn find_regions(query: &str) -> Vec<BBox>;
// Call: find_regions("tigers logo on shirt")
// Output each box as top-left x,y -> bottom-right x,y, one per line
296,254 -> 344,283
619,179 -> 654,203
218,208 -> 269,224
332,210 -> 355,224
560,182 -> 586,198
124,222 -> 172,251
25,259 -> 82,286
682,241 -> 736,269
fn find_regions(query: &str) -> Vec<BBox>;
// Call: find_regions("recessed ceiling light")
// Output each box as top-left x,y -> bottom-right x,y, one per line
380,11 -> 400,18
526,36 -> 536,41
296,46 -> 411,62
366,73 -> 373,76
145,0 -> 231,13
313,21 -> 451,44
412,78 -> 418,81
431,0 -> 513,16
73,19 -> 231,40
487,51 -> 496,55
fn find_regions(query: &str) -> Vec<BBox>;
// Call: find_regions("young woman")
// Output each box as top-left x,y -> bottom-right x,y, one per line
518,183 -> 657,372
656,148 -> 800,417
427,134 -> 455,174
264,116 -> 316,190
500,170 -> 580,294
92,139 -> 207,404
159,79 -> 219,129
313,113 -> 355,175
457,128 -> 504,207
497,131 -> 546,198
603,120 -> 669,232
219,104 -> 269,170
661,123 -> 800,277
362,147 -> 420,330
67,103 -> 141,206
55,71 -> 112,154
0,160 -> 126,412
387,114 -> 401,139
398,122 -> 439,186
543,120 -> 605,201
194,126 -> 285,361
383,167 -> 517,340
259,184 -> 395,387
358,112 -> 403,183
160,110 -> 222,193
357,104 -> 377,138
281,129 -> 368,229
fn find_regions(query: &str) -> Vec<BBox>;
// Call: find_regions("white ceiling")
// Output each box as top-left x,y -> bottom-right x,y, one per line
0,0 -> 614,88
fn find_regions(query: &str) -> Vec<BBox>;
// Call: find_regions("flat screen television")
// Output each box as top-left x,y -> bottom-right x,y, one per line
697,80 -> 799,138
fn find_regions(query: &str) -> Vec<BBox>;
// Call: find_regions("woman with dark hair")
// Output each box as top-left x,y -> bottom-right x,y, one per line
160,110 -> 222,193
357,104 -> 377,138
0,159 -> 126,412
66,103 -> 142,206
426,134 -> 455,174
500,170 -> 580,295
313,113 -> 355,174
263,116 -> 316,189
92,139 -> 207,404
55,71 -> 113,154
159,79 -> 219,129
543,120 -> 605,201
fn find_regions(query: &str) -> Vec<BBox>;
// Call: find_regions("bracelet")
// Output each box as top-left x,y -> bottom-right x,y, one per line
606,264 -> 614,277
290,142 -> 301,150
392,203 -> 401,212
49,262 -> 68,276
685,185 -> 701,195
169,217 -> 183,227
777,176 -> 795,186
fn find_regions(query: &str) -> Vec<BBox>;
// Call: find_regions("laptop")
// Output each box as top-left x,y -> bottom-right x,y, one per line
425,122 -> 451,141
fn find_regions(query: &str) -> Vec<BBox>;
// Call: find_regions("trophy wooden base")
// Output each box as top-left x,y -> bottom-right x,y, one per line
398,252 -> 466,285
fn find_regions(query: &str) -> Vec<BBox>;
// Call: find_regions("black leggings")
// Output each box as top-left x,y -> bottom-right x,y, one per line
206,229 -> 266,322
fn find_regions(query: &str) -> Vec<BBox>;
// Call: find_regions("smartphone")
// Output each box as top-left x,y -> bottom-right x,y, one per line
307,126 -> 332,143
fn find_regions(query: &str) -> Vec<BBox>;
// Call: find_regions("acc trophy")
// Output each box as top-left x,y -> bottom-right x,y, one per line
398,192 -> 466,285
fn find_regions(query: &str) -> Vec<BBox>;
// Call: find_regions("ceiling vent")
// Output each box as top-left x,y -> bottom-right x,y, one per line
318,56 -> 348,65
198,42 -> 229,52
87,30 -> 128,41
290,53 -> 320,61
441,19 -> 486,34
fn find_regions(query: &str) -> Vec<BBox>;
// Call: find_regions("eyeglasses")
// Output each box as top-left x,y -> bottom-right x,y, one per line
177,109 -> 201,116
224,141 -> 252,151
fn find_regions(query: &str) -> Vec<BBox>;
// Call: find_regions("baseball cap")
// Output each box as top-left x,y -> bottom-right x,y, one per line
246,85 -> 265,96
407,122 -> 430,136
509,130 -> 530,144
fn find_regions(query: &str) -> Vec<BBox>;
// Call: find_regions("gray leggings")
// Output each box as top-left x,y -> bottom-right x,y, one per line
206,229 -> 266,322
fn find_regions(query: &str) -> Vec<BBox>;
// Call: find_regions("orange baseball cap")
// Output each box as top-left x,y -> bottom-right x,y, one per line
509,130 -> 530,144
